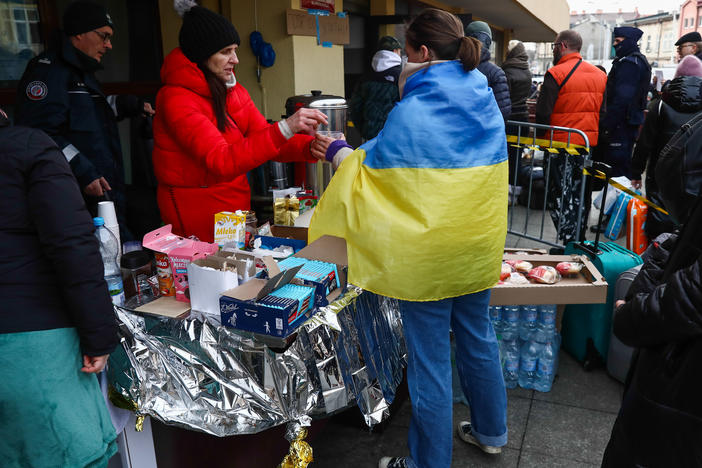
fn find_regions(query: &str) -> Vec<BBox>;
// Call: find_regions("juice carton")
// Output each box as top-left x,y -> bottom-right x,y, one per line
214,211 -> 246,248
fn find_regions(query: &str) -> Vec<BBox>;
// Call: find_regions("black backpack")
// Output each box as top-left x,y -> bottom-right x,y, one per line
656,111 -> 702,224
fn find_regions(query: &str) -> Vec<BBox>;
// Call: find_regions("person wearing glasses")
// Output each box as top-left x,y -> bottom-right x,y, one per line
534,29 -> 606,242
15,1 -> 153,242
675,31 -> 702,61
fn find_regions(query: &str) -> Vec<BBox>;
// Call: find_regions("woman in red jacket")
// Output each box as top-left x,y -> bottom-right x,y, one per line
153,3 -> 327,242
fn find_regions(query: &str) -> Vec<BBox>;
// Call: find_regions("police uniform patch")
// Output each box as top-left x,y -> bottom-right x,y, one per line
26,81 -> 48,101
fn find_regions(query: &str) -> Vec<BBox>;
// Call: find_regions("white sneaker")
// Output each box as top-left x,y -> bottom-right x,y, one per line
456,421 -> 502,454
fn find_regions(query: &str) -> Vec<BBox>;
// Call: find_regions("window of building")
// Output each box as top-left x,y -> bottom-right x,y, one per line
0,1 -> 43,84
698,16 -> 702,26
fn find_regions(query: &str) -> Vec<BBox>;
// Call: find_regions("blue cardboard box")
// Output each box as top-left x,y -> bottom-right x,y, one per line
219,236 -> 348,337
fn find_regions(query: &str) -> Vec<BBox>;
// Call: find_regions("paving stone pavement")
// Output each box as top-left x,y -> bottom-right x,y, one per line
311,200 -> 624,467
310,350 -> 622,467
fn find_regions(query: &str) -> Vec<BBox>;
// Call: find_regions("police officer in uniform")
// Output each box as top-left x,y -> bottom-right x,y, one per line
599,26 -> 651,178
15,0 -> 153,240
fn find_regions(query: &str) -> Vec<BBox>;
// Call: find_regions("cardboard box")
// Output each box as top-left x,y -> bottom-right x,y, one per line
490,254 -> 607,305
219,235 -> 348,337
270,225 -> 309,242
188,256 -> 241,316
286,8 -> 350,45
219,263 -> 314,337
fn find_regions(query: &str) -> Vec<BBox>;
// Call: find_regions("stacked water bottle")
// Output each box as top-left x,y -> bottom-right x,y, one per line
490,304 -> 561,392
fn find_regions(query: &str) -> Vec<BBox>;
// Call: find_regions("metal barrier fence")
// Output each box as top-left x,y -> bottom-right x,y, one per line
506,121 -> 591,250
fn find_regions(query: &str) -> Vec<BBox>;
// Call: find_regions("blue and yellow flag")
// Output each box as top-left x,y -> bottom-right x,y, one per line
309,61 -> 508,301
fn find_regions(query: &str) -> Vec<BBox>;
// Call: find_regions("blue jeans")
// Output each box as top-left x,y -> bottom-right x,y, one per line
399,289 -> 507,468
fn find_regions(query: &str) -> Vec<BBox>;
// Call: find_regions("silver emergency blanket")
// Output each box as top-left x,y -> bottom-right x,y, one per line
107,288 -> 405,437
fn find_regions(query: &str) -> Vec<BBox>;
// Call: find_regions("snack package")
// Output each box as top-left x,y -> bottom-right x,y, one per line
168,242 -> 219,303
500,262 -> 513,281
506,272 -> 530,284
214,211 -> 246,248
528,266 -> 562,284
297,190 -> 318,214
274,197 -> 300,226
556,262 -> 583,277
154,252 -> 176,296
143,225 -> 191,296
514,260 -> 533,274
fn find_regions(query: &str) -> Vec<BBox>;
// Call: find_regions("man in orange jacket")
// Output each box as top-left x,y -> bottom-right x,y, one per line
535,30 -> 607,243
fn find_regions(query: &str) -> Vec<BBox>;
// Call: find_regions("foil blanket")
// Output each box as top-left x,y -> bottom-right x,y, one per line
108,288 -> 405,437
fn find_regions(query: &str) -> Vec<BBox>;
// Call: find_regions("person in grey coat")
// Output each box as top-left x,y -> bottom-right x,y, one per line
465,21 -> 511,120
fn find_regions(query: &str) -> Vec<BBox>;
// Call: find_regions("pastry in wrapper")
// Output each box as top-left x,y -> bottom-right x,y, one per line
505,260 -> 533,273
556,261 -> 583,277
500,262 -> 513,281
528,266 -> 561,284
504,272 -> 529,284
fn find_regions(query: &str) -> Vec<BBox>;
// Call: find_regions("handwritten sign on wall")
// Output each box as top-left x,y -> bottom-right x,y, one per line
286,9 -> 350,45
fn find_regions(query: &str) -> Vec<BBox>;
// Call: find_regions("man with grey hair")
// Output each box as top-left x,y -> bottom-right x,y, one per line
535,29 -> 606,242
675,31 -> 702,61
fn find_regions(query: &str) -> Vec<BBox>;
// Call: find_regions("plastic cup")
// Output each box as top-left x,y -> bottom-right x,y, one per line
316,130 -> 345,140
97,201 -> 118,226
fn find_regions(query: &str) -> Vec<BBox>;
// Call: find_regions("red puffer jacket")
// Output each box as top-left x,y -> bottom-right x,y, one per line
153,48 -> 313,242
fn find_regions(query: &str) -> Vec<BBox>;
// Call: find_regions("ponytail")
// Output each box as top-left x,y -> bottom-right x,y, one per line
406,9 -> 479,70
457,36 -> 481,71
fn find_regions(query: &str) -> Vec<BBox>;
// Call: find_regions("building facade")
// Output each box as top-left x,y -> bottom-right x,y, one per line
679,0 -> 702,39
623,11 -> 679,67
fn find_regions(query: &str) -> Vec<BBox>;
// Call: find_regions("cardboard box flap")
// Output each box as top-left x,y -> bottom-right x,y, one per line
222,278 -> 268,301
255,264 -> 302,301
135,296 -> 191,319
293,235 -> 347,266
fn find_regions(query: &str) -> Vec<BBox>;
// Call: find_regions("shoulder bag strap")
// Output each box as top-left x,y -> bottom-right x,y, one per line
557,59 -> 583,91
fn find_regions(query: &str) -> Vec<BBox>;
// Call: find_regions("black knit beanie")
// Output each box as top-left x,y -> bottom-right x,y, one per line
178,6 -> 240,64
63,1 -> 114,36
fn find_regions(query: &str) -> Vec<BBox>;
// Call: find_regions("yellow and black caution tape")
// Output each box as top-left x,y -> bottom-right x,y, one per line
583,168 -> 669,215
506,134 -> 589,156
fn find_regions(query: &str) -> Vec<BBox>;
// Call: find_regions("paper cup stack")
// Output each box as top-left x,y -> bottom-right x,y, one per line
98,201 -> 121,261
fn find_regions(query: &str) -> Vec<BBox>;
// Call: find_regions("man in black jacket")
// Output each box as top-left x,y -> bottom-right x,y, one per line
464,21 -> 511,120
600,27 -> 651,179
15,1 -> 152,241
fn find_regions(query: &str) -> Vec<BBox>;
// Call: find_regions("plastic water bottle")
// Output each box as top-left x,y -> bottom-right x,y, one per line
519,305 -> 538,341
489,306 -> 503,334
518,340 -> 542,389
94,217 -> 125,306
535,304 -> 557,343
502,306 -> 520,341
534,340 -> 556,392
502,339 -> 519,389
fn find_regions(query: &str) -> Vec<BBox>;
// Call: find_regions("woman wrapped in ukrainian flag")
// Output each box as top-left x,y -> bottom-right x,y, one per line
310,9 -> 509,468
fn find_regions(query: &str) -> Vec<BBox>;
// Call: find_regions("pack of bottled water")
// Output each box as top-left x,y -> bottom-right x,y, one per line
489,305 -> 561,392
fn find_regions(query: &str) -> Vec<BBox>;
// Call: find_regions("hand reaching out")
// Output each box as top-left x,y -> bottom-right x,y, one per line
286,108 -> 328,135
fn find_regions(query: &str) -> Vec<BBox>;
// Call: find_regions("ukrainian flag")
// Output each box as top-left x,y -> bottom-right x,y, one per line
309,61 -> 508,301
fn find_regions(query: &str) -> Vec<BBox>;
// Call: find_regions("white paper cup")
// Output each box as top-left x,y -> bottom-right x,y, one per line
97,201 -> 118,227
